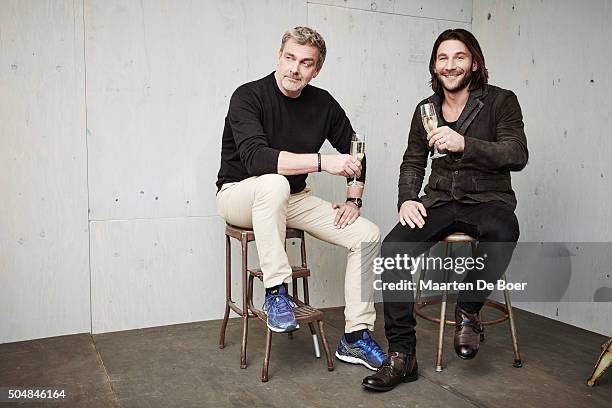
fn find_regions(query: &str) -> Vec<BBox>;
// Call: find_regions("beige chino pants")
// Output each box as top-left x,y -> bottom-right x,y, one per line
216,174 -> 380,332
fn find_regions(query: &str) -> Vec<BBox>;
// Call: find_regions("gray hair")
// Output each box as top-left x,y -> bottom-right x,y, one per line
280,26 -> 326,70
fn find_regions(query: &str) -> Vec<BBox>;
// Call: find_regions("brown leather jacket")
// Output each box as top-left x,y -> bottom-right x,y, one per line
398,85 -> 528,210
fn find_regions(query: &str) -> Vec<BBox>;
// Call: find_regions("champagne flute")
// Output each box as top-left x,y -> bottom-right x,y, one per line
420,103 -> 446,159
350,132 -> 365,185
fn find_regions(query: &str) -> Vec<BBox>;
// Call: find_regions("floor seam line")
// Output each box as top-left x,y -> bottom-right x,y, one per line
91,335 -> 121,407
419,374 -> 489,408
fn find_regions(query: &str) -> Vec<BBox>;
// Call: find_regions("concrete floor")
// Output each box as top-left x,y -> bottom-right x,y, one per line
1,304 -> 610,407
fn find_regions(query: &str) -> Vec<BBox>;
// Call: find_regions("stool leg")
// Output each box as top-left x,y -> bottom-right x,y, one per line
318,320 -> 334,371
300,231 -> 307,268
303,276 -> 313,348
309,323 -> 321,358
262,328 -> 272,382
415,250 -> 429,310
502,273 -> 523,368
292,277 -> 298,299
436,243 -> 451,372
472,241 -> 485,343
303,277 -> 311,304
240,238 -> 249,369
288,277 -> 298,340
219,235 -> 231,349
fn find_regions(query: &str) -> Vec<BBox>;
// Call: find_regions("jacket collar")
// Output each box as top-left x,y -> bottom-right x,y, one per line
427,86 -> 488,134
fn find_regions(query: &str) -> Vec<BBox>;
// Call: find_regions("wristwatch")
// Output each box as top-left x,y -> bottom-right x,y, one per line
346,197 -> 363,208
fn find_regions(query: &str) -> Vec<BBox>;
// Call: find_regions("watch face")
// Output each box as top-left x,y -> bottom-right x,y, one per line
347,198 -> 362,208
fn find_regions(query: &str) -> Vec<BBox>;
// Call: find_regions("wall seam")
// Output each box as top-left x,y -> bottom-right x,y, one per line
306,1 -> 470,24
88,214 -> 222,223
81,0 -> 93,335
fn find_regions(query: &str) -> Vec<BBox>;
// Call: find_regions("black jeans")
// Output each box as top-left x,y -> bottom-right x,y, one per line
382,201 -> 519,354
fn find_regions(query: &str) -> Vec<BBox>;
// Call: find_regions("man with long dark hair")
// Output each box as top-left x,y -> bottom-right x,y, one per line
362,29 -> 528,391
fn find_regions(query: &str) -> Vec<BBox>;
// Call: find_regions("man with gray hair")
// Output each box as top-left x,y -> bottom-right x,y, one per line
216,27 -> 386,371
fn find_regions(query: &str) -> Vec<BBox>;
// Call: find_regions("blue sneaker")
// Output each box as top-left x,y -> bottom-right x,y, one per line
263,285 -> 299,333
335,331 -> 387,371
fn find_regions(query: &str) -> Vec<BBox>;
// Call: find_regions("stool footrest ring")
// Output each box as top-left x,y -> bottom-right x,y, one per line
415,299 -> 509,326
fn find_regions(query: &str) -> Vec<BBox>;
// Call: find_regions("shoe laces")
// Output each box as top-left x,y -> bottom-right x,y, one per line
263,293 -> 296,314
377,360 -> 395,376
455,320 -> 483,333
356,335 -> 386,361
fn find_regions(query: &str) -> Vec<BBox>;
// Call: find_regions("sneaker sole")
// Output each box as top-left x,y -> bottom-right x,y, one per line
267,322 -> 299,333
335,351 -> 378,371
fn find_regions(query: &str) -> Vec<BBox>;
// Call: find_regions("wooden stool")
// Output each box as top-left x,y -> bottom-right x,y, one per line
414,232 -> 523,371
218,224 -> 334,382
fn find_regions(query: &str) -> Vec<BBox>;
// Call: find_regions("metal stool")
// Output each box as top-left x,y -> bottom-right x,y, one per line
414,232 -> 523,372
218,224 -> 334,382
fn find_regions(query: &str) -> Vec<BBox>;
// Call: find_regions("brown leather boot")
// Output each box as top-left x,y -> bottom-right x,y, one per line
454,304 -> 484,359
362,351 -> 418,392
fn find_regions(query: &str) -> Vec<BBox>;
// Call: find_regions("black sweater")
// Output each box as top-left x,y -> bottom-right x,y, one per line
216,72 -> 365,194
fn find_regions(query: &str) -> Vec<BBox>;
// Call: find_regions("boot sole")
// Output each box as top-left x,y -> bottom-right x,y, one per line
361,372 -> 419,392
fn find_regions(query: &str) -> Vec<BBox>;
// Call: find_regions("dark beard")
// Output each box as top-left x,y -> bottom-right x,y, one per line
437,69 -> 473,92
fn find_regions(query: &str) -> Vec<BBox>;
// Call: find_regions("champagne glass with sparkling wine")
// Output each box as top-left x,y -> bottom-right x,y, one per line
350,132 -> 365,185
420,103 -> 446,159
